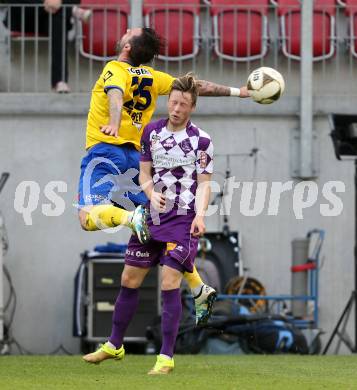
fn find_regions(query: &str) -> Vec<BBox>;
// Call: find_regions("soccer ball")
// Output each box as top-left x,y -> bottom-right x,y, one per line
247,67 -> 285,104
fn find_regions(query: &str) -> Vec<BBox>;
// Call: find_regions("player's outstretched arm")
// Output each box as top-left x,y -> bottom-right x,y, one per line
100,89 -> 123,138
196,80 -> 250,98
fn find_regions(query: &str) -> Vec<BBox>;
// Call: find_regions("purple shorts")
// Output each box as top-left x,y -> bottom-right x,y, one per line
125,209 -> 198,273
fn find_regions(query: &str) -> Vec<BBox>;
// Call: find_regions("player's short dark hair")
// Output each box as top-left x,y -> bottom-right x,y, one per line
170,73 -> 198,106
129,28 -> 164,66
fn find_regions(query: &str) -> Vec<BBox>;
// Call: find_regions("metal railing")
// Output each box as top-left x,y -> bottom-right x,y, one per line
0,2 -> 355,94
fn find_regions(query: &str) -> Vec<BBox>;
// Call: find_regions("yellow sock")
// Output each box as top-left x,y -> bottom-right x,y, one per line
85,205 -> 132,231
184,266 -> 203,290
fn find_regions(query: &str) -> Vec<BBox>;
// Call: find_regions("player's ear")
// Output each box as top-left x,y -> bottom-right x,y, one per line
123,42 -> 131,53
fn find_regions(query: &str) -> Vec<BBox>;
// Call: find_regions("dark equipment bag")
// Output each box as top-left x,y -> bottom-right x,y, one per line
146,313 -> 308,355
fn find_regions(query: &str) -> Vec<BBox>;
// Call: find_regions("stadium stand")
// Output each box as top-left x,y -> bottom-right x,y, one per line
0,1 -> 354,92
143,0 -> 200,61
210,0 -> 269,61
1,2 -> 82,92
274,0 -> 336,61
3,3 -> 53,42
78,0 -> 129,60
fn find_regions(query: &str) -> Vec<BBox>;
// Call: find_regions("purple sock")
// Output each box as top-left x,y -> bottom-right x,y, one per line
160,289 -> 182,358
109,286 -> 139,348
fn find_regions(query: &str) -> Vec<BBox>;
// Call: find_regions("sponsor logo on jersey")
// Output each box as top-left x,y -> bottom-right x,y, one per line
153,154 -> 195,169
136,250 -> 150,258
151,134 -> 161,146
130,111 -> 143,124
200,151 -> 207,169
103,70 -> 113,82
84,194 -> 106,202
163,137 -> 175,148
126,249 -> 150,258
132,122 -> 142,131
180,139 -> 192,153
166,242 -> 177,252
128,67 -> 152,76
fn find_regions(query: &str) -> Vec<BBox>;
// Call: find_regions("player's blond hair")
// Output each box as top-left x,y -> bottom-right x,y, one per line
170,73 -> 198,106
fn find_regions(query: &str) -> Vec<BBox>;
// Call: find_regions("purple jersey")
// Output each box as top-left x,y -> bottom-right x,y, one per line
140,119 -> 213,212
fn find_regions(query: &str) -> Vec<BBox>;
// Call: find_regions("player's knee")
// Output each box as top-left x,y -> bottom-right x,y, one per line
78,209 -> 89,230
161,265 -> 182,290
121,271 -> 141,288
161,275 -> 181,290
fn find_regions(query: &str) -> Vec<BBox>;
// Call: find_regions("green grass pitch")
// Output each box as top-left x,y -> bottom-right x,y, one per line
1,355 -> 357,390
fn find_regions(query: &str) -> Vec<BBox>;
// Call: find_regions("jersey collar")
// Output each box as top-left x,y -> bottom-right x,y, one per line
165,119 -> 192,132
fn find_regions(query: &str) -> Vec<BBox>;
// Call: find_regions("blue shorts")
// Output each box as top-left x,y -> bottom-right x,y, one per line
78,142 -> 148,209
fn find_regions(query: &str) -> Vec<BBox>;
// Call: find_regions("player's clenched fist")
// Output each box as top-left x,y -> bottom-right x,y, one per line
150,191 -> 166,212
190,216 -> 206,237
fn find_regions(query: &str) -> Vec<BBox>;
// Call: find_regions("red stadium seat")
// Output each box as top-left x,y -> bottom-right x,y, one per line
344,0 -> 357,58
210,0 -> 269,62
274,0 -> 336,61
78,0 -> 129,60
143,0 -> 200,61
